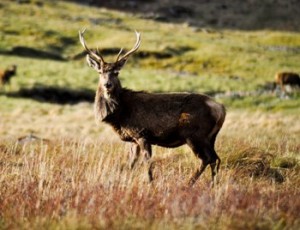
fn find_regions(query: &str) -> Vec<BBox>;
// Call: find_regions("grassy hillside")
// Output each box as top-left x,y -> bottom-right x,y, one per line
0,0 -> 299,110
0,0 -> 299,229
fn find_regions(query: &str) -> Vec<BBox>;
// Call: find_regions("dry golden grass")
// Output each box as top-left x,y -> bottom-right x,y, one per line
0,102 -> 299,229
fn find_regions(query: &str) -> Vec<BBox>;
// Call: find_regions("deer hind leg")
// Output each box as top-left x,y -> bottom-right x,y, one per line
281,83 -> 286,93
188,159 -> 209,186
187,139 -> 219,186
209,133 -> 221,183
136,138 -> 154,182
209,152 -> 221,185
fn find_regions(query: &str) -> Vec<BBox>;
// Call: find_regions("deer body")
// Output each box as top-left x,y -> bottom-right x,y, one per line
0,65 -> 17,86
96,88 -> 224,147
79,29 -> 226,185
275,72 -> 300,92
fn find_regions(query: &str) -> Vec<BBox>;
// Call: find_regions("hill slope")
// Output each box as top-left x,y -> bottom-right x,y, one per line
1,0 -> 299,110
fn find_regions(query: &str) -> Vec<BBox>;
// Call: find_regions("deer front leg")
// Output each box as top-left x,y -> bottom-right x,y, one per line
136,138 -> 154,182
129,143 -> 140,169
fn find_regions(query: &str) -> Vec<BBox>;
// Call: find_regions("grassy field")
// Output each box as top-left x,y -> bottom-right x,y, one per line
0,110 -> 299,229
0,0 -> 300,229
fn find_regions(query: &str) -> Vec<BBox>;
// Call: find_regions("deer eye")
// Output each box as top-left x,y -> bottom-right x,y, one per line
110,71 -> 119,77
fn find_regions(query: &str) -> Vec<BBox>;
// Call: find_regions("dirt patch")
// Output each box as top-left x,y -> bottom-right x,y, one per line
65,0 -> 300,31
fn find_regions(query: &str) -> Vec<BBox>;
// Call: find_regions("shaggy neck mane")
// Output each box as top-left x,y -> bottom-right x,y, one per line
94,86 -> 122,122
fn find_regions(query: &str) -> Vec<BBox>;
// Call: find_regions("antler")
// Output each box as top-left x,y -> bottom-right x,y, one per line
78,29 -> 105,64
116,31 -> 141,62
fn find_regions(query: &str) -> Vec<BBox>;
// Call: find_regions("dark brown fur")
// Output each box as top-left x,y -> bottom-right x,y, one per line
275,72 -> 300,92
0,65 -> 17,86
79,30 -> 226,185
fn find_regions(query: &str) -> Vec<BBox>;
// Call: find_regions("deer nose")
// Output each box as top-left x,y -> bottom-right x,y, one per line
105,82 -> 112,89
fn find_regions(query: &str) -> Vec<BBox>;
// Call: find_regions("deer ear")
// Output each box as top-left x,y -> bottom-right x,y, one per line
86,55 -> 101,72
115,59 -> 127,72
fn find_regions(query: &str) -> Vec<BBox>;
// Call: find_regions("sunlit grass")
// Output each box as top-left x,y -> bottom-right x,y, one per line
1,0 -> 300,108
0,125 -> 299,229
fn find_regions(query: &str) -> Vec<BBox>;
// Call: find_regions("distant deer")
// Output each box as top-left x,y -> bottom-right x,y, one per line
0,65 -> 17,87
79,29 -> 226,186
274,72 -> 300,93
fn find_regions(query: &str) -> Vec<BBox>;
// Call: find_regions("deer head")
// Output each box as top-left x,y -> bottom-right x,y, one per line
79,29 -> 141,98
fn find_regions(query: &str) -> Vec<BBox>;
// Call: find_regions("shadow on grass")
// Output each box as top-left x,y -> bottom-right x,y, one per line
71,45 -> 194,60
2,85 -> 94,105
0,46 -> 65,61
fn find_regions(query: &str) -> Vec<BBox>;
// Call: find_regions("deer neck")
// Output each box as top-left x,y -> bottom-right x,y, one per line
94,85 -> 122,122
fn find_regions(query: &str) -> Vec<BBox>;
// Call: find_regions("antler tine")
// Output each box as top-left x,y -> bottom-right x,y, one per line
78,29 -> 105,64
117,31 -> 141,62
115,48 -> 124,62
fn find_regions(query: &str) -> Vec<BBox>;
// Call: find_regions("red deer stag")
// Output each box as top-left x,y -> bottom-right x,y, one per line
275,72 -> 300,93
79,29 -> 226,186
0,65 -> 17,87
